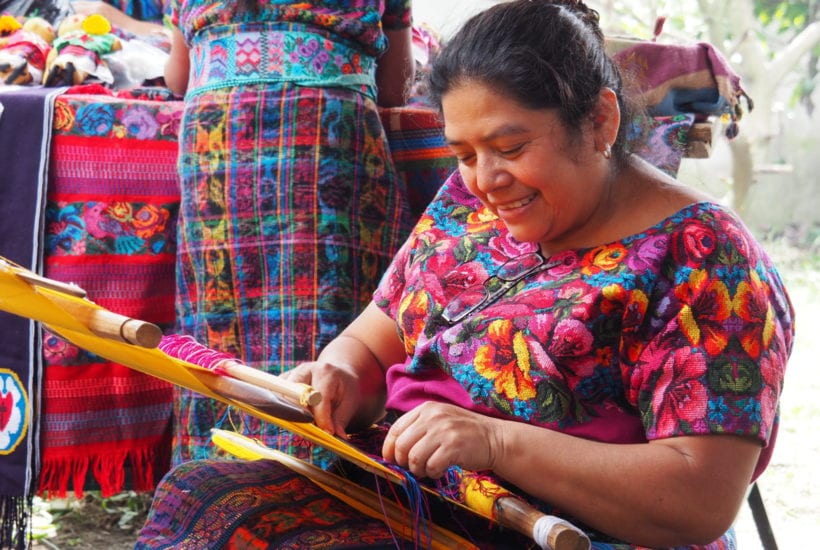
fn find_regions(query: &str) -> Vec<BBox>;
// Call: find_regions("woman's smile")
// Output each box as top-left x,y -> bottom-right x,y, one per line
495,193 -> 537,211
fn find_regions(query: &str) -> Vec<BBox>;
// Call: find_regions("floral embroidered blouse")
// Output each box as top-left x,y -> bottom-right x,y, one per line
375,171 -> 794,484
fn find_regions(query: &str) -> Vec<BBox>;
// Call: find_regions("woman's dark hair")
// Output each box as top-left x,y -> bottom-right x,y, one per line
428,0 -> 633,163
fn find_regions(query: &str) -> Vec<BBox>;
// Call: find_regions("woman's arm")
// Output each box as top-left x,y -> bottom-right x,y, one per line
163,26 -> 189,96
287,301 -> 408,436
492,420 -> 760,546
376,26 -> 415,107
383,402 -> 760,547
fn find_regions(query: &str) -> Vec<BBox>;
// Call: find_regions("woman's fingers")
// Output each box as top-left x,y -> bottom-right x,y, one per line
284,362 -> 358,437
383,403 -> 505,478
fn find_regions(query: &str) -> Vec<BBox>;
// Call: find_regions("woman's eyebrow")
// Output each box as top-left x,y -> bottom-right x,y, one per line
445,123 -> 531,146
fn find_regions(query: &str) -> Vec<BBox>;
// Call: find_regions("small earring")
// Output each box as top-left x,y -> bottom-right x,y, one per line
602,144 -> 612,159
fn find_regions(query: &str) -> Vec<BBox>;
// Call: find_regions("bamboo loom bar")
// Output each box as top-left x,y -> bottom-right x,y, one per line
5,259 -> 162,348
494,497 -> 590,550
218,360 -> 322,407
38,291 -> 163,348
191,369 -> 314,423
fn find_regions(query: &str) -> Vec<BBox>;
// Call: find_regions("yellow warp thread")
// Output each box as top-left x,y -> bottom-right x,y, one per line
211,429 -> 479,550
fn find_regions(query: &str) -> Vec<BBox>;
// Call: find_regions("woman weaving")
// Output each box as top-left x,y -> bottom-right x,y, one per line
138,1 -> 794,548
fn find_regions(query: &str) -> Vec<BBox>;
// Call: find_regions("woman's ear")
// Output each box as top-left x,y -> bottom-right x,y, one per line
591,87 -> 621,152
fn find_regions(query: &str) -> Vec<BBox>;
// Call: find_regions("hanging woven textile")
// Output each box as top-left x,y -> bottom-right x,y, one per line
0,85 -> 64,549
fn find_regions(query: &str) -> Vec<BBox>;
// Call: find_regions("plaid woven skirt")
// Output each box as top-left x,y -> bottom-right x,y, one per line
173,82 -> 414,464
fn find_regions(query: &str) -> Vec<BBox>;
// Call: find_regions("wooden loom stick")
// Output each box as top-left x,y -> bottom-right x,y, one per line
493,495 -> 590,550
38,290 -> 163,348
13,268 -> 87,298
219,360 -> 322,407
212,429 -> 479,550
191,369 -> 314,423
0,257 -> 162,348
158,334 -> 322,407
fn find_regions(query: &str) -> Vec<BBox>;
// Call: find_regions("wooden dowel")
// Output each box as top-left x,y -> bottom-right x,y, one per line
494,497 -> 590,550
40,291 -> 162,348
193,370 -> 313,423
13,269 -> 87,298
219,360 -> 322,407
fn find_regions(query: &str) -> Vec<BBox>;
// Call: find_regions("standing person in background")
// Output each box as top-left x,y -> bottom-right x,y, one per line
71,0 -> 170,38
162,0 -> 416,465
138,1 -> 793,548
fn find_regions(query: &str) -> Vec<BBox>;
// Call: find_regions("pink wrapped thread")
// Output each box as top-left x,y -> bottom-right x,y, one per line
158,333 -> 236,373
158,334 -> 322,407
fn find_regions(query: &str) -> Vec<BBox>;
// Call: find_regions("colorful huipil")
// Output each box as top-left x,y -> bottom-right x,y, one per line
373,171 -> 794,547
169,0 -> 414,464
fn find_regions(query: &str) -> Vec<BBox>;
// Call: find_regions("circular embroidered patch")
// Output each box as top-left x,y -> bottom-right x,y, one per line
0,369 -> 29,455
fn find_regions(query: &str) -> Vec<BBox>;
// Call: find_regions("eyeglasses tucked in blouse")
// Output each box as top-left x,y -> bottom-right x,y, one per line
441,251 -> 560,325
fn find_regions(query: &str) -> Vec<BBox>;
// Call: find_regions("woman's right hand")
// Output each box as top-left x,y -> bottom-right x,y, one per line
285,359 -> 365,437
285,302 -> 405,436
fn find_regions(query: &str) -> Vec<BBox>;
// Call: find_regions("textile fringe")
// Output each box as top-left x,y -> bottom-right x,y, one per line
0,494 -> 31,550
38,445 -> 168,499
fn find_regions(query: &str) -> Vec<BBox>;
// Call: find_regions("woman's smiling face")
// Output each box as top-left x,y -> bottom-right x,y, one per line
442,79 -> 614,255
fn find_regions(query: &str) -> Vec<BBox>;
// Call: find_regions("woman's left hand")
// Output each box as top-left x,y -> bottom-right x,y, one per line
382,402 -> 504,478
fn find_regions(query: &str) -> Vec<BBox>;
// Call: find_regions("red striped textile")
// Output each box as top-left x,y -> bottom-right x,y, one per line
38,89 -> 181,498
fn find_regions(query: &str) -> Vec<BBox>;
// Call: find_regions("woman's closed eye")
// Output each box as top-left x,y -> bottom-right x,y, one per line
499,143 -> 526,157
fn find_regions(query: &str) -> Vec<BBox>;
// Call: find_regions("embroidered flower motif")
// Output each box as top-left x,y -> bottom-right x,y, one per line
651,348 -> 708,437
733,270 -> 775,359
53,100 -> 75,132
121,106 -> 160,140
132,204 -> 170,239
675,269 -> 731,356
474,319 -> 536,401
77,103 -> 115,136
108,201 -> 133,222
673,221 -> 717,263
582,243 -> 627,275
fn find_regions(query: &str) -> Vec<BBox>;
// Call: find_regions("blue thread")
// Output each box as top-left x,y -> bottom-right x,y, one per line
213,406 -> 231,430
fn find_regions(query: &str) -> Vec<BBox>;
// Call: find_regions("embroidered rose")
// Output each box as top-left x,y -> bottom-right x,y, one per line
673,221 -> 717,264
651,347 -> 708,437
121,106 -> 160,140
53,100 -> 75,132
77,103 -> 115,136
108,201 -> 133,222
582,243 -> 627,275
132,204 -> 169,239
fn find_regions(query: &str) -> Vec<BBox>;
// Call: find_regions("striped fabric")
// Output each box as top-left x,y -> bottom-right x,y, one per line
173,82 -> 414,464
39,89 -> 180,498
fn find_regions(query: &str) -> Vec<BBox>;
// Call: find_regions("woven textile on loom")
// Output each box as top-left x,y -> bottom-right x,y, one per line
38,86 -> 180,498
0,85 -> 63,549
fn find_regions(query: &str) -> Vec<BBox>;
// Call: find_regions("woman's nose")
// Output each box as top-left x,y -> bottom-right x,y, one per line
475,156 -> 510,194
